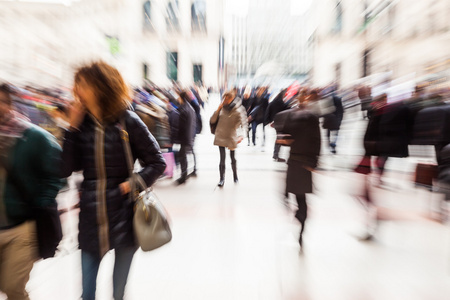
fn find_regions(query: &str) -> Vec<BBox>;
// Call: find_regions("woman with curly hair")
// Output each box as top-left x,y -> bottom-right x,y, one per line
61,61 -> 166,300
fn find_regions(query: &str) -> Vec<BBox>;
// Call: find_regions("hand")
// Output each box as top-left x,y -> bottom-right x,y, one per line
68,100 -> 86,130
217,102 -> 224,111
303,166 -> 315,172
237,136 -> 243,144
119,181 -> 131,195
276,139 -> 293,146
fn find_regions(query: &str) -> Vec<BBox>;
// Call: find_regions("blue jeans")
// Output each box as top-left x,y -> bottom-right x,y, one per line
251,122 -> 265,146
81,247 -> 136,300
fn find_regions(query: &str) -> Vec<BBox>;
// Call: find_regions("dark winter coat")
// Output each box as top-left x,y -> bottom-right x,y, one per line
264,93 -> 288,126
242,95 -> 255,116
322,95 -> 344,131
250,95 -> 269,124
411,104 -> 450,147
168,104 -> 179,145
364,103 -> 412,157
172,101 -> 196,146
60,110 -> 166,258
274,108 -> 321,195
189,98 -> 203,135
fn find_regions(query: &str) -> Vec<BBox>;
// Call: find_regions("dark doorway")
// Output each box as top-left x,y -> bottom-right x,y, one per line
193,64 -> 202,84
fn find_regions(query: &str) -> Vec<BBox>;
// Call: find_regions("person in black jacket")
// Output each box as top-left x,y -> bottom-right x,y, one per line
61,62 -> 166,300
248,87 -> 269,147
173,91 -> 196,184
321,91 -> 344,154
265,89 -> 289,162
273,94 -> 321,250
187,89 -> 203,177
241,87 -> 254,146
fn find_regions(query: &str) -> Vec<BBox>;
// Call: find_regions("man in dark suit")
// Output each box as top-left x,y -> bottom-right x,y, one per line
273,93 -> 321,250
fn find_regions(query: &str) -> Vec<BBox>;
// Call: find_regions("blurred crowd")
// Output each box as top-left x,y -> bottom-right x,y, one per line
2,60 -> 450,298
4,76 -> 450,187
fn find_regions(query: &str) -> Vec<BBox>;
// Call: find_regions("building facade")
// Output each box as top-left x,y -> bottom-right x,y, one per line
310,0 -> 450,89
0,0 -> 222,88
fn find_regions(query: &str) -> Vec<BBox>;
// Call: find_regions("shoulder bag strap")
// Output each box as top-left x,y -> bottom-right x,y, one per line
118,117 -> 148,203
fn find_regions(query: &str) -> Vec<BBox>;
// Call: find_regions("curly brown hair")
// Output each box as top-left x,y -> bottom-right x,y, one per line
74,61 -> 130,123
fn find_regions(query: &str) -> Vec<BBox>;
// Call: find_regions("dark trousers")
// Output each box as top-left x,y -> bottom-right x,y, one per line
295,194 -> 307,239
179,143 -> 197,179
192,146 -> 197,172
219,146 -> 236,167
273,143 -> 281,159
179,144 -> 189,179
251,122 -> 265,146
375,156 -> 388,176
81,247 -> 135,300
326,129 -> 339,149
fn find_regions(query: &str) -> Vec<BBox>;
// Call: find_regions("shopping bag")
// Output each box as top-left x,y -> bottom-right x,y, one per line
162,152 -> 175,178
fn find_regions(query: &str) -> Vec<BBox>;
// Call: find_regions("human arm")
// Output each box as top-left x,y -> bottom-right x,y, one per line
127,112 -> 166,189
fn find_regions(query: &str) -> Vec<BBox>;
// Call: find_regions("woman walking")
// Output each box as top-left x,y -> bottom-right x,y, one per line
210,91 -> 248,187
274,92 -> 321,250
60,61 -> 166,300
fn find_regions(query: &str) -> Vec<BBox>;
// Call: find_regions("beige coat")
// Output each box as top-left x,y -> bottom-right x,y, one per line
210,97 -> 248,150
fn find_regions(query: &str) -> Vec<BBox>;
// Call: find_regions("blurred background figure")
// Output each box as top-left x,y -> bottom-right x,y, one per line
210,90 -> 248,187
354,93 -> 413,239
0,83 -> 62,300
173,91 -> 196,185
358,86 -> 373,120
320,87 -> 344,154
248,87 -> 269,149
60,62 -> 165,300
241,86 -> 255,146
264,88 -> 290,162
186,88 -> 203,177
274,92 -> 321,250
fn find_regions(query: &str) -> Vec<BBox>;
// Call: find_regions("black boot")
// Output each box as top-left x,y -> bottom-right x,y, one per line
299,221 -> 305,248
218,165 -> 225,187
231,163 -> 238,183
176,173 -> 187,185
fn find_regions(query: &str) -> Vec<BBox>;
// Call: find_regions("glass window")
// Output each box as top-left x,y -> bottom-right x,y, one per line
166,0 -> 180,31
193,64 -> 202,83
191,0 -> 206,32
167,52 -> 178,81
334,1 -> 343,33
143,63 -> 149,80
144,1 -> 151,25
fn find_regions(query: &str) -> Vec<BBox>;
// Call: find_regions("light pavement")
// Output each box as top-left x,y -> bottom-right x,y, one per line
3,94 -> 450,300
